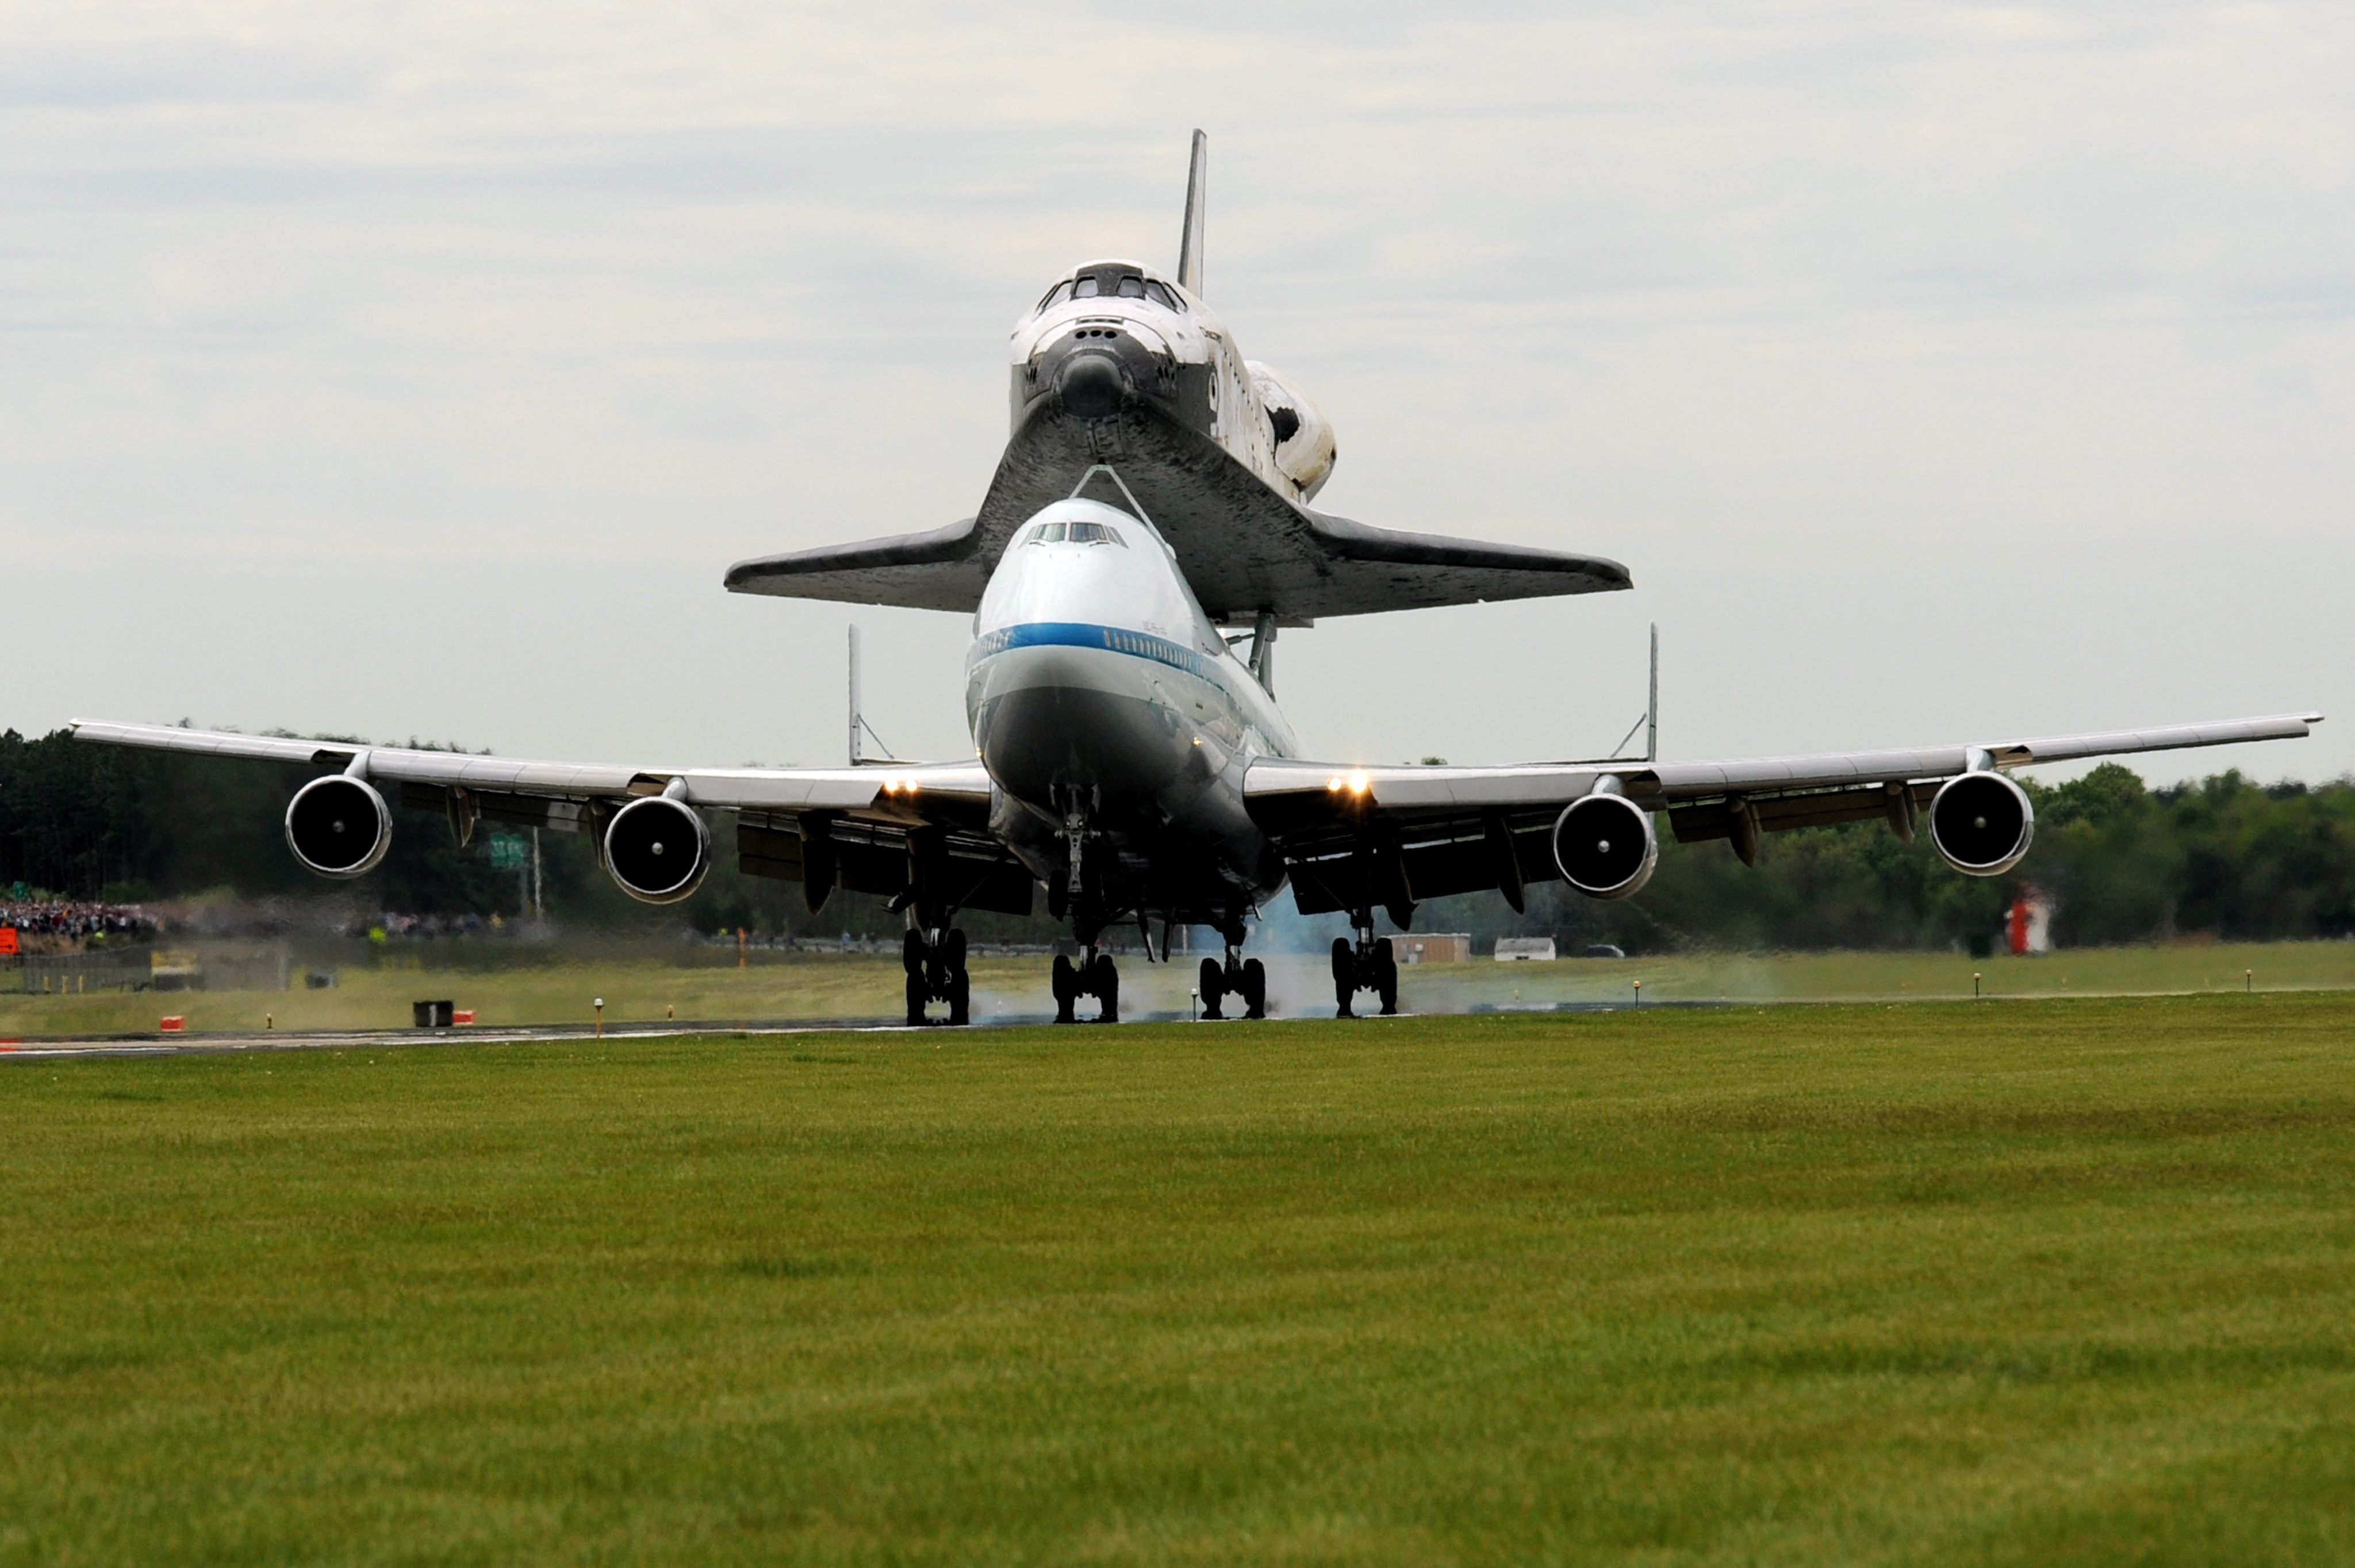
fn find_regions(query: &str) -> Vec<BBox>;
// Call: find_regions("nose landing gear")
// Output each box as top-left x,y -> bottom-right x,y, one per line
904,926 -> 970,1026
1332,926 -> 1398,1018
1052,948 -> 1119,1023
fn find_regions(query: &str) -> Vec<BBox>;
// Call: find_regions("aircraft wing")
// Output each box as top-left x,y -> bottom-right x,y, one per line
68,719 -> 1034,915
719,402 -> 1632,624
1242,712 -> 2323,919
722,517 -> 991,612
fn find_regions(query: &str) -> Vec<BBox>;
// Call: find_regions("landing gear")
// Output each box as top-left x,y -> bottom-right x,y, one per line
1053,949 -> 1119,1024
903,926 -> 970,1026
1332,930 -> 1398,1018
1198,948 -> 1266,1020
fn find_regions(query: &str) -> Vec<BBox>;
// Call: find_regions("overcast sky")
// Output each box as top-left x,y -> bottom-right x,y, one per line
7,1 -> 2350,786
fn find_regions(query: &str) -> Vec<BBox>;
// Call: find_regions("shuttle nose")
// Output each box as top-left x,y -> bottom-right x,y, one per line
1032,322 -> 1162,420
1054,350 -> 1127,417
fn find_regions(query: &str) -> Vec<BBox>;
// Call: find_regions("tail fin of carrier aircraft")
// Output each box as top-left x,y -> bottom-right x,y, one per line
1177,128 -> 1207,296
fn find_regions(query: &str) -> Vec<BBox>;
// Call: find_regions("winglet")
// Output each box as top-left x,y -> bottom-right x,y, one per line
1176,129 -> 1207,297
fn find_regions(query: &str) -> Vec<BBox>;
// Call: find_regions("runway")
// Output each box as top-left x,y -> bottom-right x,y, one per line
0,1000 -> 1695,1060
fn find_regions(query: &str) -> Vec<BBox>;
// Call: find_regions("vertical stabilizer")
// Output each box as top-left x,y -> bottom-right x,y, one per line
847,624 -> 862,765
1176,129 -> 1207,297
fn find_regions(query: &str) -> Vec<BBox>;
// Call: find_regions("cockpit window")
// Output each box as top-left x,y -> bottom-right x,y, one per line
1071,275 -> 1100,300
1024,518 -> 1125,547
1036,281 -> 1073,312
1117,275 -> 1145,299
1143,279 -> 1178,310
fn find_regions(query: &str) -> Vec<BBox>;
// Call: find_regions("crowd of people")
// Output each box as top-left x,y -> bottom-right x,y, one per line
0,899 -> 160,940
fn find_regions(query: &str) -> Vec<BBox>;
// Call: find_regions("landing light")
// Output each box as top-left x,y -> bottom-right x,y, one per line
1326,777 -> 1343,792
1348,770 -> 1370,795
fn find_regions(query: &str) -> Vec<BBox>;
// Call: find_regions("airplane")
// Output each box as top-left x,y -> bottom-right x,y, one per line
74,132 -> 2321,1026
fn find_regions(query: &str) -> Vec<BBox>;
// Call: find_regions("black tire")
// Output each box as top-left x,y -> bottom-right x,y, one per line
1330,937 -> 1353,984
1094,953 -> 1119,1023
902,929 -> 925,976
945,928 -> 966,968
1199,957 -> 1225,1019
905,969 -> 927,1026
1242,957 -> 1267,1019
1051,954 -> 1077,1024
1375,940 -> 1399,1016
948,972 -> 969,1027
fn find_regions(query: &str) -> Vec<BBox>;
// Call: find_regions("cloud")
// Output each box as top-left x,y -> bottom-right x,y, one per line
3,1 -> 2349,780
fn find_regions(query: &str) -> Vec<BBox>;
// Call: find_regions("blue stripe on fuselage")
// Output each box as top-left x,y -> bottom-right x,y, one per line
968,621 -> 1222,688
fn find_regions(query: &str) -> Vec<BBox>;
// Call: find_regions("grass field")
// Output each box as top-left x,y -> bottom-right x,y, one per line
5,995 -> 2354,1563
6,937 -> 2354,1038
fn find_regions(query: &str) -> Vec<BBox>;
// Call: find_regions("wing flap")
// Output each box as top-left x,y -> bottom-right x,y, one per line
1669,782 -> 1937,845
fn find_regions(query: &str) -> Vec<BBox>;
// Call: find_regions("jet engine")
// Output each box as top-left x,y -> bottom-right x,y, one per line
1552,790 -> 1658,900
603,795 -> 712,904
1245,361 -> 1337,501
1928,770 -> 2035,877
284,775 -> 392,878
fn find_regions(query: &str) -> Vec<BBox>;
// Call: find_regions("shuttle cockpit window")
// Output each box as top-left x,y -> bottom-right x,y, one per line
1069,266 -> 1155,303
1035,280 -> 1073,313
1143,280 -> 1178,310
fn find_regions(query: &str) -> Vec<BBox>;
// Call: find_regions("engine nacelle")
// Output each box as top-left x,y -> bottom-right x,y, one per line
604,795 -> 712,904
1552,791 -> 1658,900
1245,361 -> 1337,501
284,775 -> 392,879
1929,770 -> 2035,877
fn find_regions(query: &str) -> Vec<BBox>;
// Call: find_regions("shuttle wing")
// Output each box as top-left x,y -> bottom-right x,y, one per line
1244,712 -> 2322,919
68,720 -> 1035,915
722,405 -> 1629,624
723,517 -> 989,612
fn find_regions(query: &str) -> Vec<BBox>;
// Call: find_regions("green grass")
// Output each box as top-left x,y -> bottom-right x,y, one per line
6,938 -> 2353,1038
6,996 -> 2355,1563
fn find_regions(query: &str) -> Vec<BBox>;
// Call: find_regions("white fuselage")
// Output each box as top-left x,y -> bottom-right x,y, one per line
965,497 -> 1300,920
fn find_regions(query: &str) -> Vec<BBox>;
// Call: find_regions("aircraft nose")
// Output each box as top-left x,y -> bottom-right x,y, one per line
1053,347 -> 1128,417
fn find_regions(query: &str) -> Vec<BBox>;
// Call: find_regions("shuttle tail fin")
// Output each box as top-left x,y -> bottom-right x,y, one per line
1176,129 -> 1207,297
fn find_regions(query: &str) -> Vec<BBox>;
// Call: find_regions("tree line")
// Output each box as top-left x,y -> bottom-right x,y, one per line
3,726 -> 2349,952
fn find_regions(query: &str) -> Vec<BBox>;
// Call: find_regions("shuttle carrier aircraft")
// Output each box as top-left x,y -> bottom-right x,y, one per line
75,134 -> 2321,1024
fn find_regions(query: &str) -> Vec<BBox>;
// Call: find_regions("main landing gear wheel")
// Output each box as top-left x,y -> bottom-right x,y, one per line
1199,957 -> 1226,1020
1332,935 -> 1399,1018
1200,938 -> 1268,1023
904,926 -> 971,1026
1053,950 -> 1119,1023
